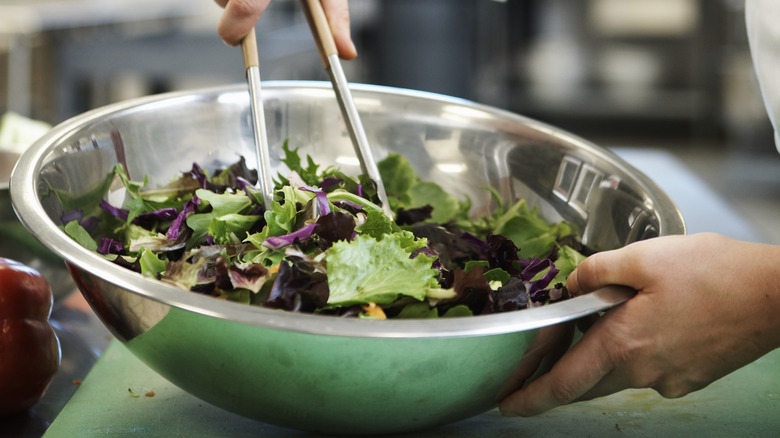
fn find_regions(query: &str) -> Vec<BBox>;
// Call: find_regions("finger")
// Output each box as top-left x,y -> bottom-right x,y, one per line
321,0 -> 357,59
498,326 -> 614,417
217,0 -> 272,46
496,322 -> 574,401
214,0 -> 229,8
566,243 -> 647,295
576,369 -> 633,402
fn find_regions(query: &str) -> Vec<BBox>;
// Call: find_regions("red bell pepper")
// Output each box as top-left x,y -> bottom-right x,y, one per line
0,258 -> 61,414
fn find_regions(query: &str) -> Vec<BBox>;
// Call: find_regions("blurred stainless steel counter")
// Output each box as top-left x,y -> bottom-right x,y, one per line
0,0 -> 218,117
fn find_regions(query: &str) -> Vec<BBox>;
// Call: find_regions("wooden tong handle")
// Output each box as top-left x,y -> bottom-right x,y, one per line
241,27 -> 260,71
300,0 -> 337,69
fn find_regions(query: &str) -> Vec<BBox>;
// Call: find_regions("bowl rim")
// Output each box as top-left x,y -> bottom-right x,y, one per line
10,81 -> 683,338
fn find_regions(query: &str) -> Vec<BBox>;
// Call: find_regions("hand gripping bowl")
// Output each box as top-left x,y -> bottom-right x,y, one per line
11,82 -> 684,435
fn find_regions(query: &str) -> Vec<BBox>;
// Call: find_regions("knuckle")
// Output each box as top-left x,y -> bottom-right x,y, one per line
549,381 -> 582,405
653,374 -> 708,399
227,0 -> 258,17
654,383 -> 690,399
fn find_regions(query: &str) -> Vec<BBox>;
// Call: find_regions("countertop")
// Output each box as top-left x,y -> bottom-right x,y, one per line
40,335 -> 780,437
6,147 -> 778,437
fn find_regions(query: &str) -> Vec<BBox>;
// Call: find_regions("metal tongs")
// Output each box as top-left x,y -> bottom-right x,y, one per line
241,27 -> 274,209
300,0 -> 393,219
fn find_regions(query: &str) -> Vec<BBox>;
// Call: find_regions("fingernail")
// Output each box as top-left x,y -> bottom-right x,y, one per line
347,41 -> 358,59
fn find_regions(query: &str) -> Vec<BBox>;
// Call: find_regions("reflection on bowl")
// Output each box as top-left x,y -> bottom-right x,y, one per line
11,82 -> 684,435
1,150 -> 74,301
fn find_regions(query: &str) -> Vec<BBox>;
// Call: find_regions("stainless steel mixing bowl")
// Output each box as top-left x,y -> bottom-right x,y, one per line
11,81 -> 684,435
1,150 -> 75,301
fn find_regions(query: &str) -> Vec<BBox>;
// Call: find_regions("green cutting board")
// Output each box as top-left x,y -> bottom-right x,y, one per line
44,340 -> 780,437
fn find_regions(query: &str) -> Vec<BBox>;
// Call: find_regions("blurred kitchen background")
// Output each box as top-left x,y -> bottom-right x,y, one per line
2,0 -> 779,243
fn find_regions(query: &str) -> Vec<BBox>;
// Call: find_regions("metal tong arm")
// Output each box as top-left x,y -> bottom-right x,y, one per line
300,0 -> 393,219
241,27 -> 275,209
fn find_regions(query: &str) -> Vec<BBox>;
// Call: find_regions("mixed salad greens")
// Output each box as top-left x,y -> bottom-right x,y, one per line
60,142 -> 591,319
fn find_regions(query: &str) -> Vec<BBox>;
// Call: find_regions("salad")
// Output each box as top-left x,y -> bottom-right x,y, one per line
60,142 -> 590,319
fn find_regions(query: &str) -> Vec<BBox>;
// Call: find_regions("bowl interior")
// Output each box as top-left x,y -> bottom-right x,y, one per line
1,150 -> 74,299
11,82 -> 683,336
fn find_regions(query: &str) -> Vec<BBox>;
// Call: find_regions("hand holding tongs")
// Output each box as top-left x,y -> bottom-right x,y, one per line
241,27 -> 275,210
300,0 -> 393,219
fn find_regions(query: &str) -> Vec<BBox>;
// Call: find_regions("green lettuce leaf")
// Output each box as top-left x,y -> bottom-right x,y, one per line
195,189 -> 251,215
327,190 -> 398,238
138,247 -> 167,277
396,302 -> 438,319
325,232 -> 439,307
265,185 -> 305,235
51,168 -> 116,219
442,305 -> 473,317
377,153 -> 417,207
208,213 -> 261,244
489,198 -> 574,259
378,153 -> 469,224
185,189 -> 260,244
408,180 -> 468,224
276,140 -> 346,187
550,244 -> 586,285
63,220 -> 98,251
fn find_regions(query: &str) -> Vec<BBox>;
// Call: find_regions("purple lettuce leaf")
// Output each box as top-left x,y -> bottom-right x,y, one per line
333,199 -> 365,212
60,209 -> 98,232
395,205 -> 433,226
97,237 -> 126,255
313,211 -> 356,247
81,216 -> 99,233
460,231 -> 490,254
132,207 -> 178,228
262,223 -> 317,250
235,176 -> 252,196
213,256 -> 269,294
191,162 -> 209,189
168,197 -> 200,241
486,234 -> 521,275
265,258 -> 329,312
100,199 -> 129,221
520,257 -> 556,282
299,186 -> 331,216
318,176 -> 342,191
228,263 -> 268,293
493,277 -> 528,312
60,209 -> 83,225
411,223 -> 484,271
437,265 -> 495,316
